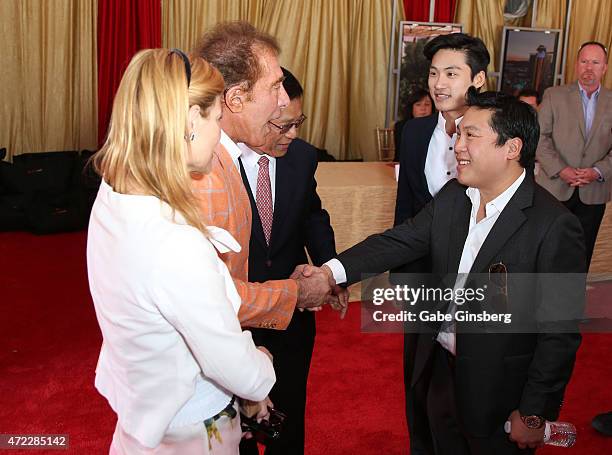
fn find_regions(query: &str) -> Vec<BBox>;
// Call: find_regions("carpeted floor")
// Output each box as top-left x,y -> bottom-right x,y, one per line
1,231 -> 611,454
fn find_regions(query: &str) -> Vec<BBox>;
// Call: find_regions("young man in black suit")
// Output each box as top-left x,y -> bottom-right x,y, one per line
395,33 -> 489,225
238,68 -> 339,455
299,90 -> 586,454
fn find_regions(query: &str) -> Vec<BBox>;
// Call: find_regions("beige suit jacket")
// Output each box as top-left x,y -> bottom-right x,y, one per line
536,82 -> 612,204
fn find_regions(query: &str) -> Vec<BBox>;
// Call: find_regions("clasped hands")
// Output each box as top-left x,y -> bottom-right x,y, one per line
559,166 -> 599,187
291,264 -> 349,319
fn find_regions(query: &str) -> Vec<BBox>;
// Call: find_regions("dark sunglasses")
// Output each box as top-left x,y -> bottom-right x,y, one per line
489,261 -> 508,296
268,114 -> 307,134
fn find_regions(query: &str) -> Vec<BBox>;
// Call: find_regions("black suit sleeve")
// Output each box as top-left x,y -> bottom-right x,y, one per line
394,121 -> 417,226
393,120 -> 405,162
337,197 -> 433,285
519,211 -> 586,420
304,156 -> 336,266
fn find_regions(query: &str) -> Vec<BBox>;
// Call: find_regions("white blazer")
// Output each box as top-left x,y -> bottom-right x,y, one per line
87,180 -> 275,448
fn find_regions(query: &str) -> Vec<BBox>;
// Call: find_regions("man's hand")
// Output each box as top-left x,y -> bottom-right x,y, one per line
293,265 -> 333,309
574,167 -> 600,186
327,285 -> 349,319
559,166 -> 580,185
241,396 -> 274,422
507,410 -> 545,450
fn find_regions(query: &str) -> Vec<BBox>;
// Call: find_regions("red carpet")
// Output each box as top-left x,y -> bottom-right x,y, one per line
1,231 -> 611,454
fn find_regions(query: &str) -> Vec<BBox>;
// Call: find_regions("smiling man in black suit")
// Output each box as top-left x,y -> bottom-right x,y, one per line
394,33 -> 489,225
237,68 -> 339,455
393,33 -> 490,453
298,90 -> 586,454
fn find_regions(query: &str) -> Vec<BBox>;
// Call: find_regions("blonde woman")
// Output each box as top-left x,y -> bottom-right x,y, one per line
87,49 -> 275,455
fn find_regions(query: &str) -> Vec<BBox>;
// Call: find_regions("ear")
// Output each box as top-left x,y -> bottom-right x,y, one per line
188,105 -> 201,124
472,70 -> 486,90
224,85 -> 246,113
506,137 -> 523,162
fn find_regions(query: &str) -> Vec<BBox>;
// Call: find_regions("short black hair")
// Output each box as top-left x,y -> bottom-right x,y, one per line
466,87 -> 539,170
517,88 -> 540,104
423,33 -> 490,79
578,41 -> 609,62
281,67 -> 303,100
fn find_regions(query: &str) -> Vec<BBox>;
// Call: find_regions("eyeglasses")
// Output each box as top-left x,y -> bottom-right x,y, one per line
268,114 -> 307,134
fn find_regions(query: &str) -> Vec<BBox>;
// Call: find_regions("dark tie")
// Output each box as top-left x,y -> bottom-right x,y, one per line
256,156 -> 273,245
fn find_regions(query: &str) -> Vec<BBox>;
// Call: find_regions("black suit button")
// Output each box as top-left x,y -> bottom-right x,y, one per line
266,260 -> 272,267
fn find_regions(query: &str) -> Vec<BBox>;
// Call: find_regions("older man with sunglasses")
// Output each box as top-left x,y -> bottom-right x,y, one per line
296,89 -> 587,454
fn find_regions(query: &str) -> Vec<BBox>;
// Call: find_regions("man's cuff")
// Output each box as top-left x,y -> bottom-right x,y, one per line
324,258 -> 347,285
593,167 -> 604,182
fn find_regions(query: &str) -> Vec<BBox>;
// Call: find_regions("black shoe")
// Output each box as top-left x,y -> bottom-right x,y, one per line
592,411 -> 612,436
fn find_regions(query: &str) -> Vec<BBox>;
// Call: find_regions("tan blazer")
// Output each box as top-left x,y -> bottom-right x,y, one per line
192,143 -> 297,331
536,82 -> 612,204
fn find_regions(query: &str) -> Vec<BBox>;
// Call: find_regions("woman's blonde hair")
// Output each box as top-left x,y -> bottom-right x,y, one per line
94,48 -> 224,233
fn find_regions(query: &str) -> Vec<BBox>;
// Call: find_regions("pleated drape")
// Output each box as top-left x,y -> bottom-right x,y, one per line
564,0 -> 611,87
454,0 -> 611,90
162,0 -> 403,161
0,0 -> 98,159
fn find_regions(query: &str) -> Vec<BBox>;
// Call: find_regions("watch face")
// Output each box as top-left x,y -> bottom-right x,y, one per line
523,415 -> 544,429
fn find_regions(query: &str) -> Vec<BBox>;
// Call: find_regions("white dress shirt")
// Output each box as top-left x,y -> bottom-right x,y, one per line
220,130 -> 242,170
87,180 -> 275,448
424,112 -> 461,196
436,170 -> 526,354
578,82 -> 601,137
326,170 -> 527,354
238,143 -> 277,208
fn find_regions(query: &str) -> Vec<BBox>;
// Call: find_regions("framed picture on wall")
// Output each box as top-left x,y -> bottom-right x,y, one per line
498,27 -> 562,97
394,21 -> 462,122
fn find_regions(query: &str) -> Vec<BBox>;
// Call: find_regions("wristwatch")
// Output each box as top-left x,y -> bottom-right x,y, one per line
521,414 -> 545,429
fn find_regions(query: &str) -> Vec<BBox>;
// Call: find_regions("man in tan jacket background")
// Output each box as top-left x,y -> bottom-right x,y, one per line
536,40 -> 612,436
536,41 -> 611,268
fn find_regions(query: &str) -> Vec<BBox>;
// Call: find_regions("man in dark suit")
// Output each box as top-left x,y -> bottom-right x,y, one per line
393,33 -> 489,453
394,33 -> 489,225
299,90 -> 586,454
238,68 -> 338,455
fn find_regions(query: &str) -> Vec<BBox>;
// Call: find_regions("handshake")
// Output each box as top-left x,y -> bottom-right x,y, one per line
291,264 -> 349,319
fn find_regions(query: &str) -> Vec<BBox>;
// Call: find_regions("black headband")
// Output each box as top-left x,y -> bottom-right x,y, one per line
169,48 -> 191,87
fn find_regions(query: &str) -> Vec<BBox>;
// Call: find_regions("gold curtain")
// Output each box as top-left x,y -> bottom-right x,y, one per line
347,0 -> 398,160
259,0 -> 354,159
454,0 -> 506,91
162,0 -> 403,161
455,0 -> 611,91
162,0 -> 265,50
564,0 -> 611,87
0,0 -> 98,159
531,0 -> 566,29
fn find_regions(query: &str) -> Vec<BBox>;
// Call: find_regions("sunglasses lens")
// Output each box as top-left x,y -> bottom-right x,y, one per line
489,264 -> 507,287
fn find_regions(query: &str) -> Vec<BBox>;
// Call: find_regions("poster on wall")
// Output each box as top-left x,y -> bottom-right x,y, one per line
498,27 -> 562,97
394,22 -> 462,122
